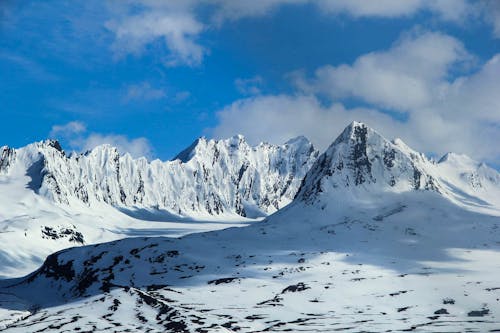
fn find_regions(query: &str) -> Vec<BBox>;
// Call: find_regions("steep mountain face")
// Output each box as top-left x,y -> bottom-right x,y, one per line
296,121 -> 440,203
2,122 -> 500,332
0,135 -> 318,218
296,121 -> 500,213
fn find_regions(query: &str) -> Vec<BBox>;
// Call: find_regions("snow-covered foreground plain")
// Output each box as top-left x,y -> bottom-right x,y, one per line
1,193 -> 500,332
1,122 -> 500,332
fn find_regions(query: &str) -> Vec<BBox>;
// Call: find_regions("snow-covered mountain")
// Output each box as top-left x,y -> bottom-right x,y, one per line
0,135 -> 318,218
0,135 -> 317,278
297,121 -> 500,213
1,122 -> 500,332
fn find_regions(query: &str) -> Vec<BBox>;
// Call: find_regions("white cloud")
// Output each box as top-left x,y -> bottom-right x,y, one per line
0,51 -> 60,81
212,94 -> 402,151
211,31 -> 500,164
317,0 -> 423,18
102,0 -> 500,68
49,121 -> 153,159
317,0 -> 471,21
211,92 -> 500,163
210,0 -> 472,23
49,121 -> 87,139
105,2 -> 205,66
293,31 -> 471,111
173,91 -> 191,103
80,134 -> 153,159
124,82 -> 166,102
442,55 -> 500,123
209,0 -> 307,23
235,76 -> 263,95
479,0 -> 500,38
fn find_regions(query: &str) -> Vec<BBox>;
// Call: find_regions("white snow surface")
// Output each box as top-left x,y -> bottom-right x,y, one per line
0,136 -> 317,278
1,122 -> 500,332
0,135 -> 317,218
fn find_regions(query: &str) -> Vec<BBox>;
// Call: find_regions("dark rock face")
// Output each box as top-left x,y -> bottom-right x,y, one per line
41,226 -> 85,244
0,146 -> 15,173
349,124 -> 374,186
295,122 -> 443,204
46,140 -> 64,154
281,282 -> 310,293
27,252 -> 75,283
207,277 -> 239,285
468,309 -> 489,317
383,148 -> 396,168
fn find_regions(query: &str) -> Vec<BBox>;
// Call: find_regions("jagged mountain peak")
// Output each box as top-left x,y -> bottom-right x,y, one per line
332,121 -> 386,146
295,121 -> 441,204
283,135 -> 313,149
0,134 -> 318,218
83,144 -> 123,161
41,139 -> 64,152
21,139 -> 65,155
293,122 -> 500,213
438,152 -> 477,167
173,135 -> 249,163
173,134 -> 315,164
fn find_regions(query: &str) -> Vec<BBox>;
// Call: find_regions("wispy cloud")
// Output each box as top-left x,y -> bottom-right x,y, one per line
123,82 -> 166,103
235,76 -> 263,95
173,91 -> 191,103
316,0 -> 471,20
49,121 -> 86,139
0,51 -> 60,81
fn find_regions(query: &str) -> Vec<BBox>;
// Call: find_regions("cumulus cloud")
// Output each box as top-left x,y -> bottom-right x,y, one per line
293,31 -> 471,111
49,121 -> 153,159
105,2 -> 205,66
211,31 -> 500,164
80,134 -> 153,159
212,94 -> 402,150
212,93 -> 500,163
102,0 -> 499,67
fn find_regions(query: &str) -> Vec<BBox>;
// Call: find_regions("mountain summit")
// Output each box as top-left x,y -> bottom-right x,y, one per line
296,122 -> 500,212
296,122 -> 439,202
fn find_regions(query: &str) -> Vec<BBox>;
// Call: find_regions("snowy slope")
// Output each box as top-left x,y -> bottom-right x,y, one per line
1,122 -> 500,332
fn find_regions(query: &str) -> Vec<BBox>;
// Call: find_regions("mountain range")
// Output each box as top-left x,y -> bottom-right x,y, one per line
0,135 -> 317,278
1,122 -> 500,332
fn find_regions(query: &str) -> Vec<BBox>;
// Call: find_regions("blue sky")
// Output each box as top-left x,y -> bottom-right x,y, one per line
1,1 -> 500,165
